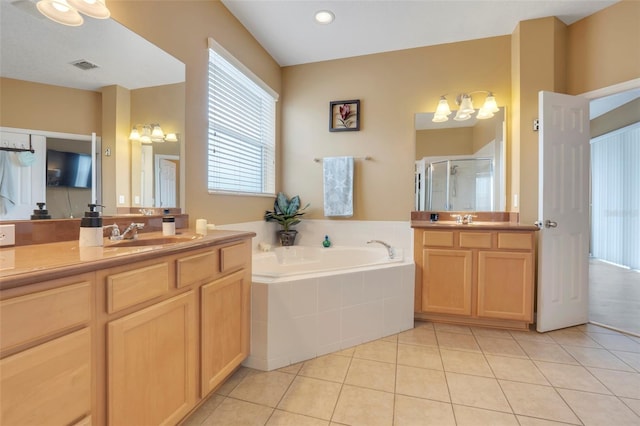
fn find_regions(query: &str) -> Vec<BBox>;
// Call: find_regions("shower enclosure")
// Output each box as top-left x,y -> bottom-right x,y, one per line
415,157 -> 495,211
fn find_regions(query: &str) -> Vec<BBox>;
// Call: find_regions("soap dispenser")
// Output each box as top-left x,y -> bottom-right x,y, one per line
79,204 -> 103,247
162,209 -> 176,236
30,202 -> 52,220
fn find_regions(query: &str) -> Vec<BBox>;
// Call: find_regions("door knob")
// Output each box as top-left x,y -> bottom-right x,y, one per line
545,220 -> 558,228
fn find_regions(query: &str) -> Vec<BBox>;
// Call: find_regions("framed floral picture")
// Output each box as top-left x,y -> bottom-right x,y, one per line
329,99 -> 360,132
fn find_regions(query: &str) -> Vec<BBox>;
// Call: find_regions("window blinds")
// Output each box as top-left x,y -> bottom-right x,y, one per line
207,43 -> 276,195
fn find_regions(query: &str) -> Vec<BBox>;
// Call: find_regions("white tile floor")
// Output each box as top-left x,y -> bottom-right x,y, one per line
182,321 -> 640,426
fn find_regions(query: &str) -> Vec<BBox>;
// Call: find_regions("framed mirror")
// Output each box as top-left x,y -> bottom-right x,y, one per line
0,0 -> 185,218
415,107 -> 506,212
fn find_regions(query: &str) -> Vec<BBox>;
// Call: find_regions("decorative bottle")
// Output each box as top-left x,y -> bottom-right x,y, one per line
323,235 -> 331,248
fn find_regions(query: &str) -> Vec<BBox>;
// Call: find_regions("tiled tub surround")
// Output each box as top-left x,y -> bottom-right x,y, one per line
246,258 -> 415,371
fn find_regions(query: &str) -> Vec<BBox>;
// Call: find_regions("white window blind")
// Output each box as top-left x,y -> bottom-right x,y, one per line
590,122 -> 640,270
207,41 -> 276,195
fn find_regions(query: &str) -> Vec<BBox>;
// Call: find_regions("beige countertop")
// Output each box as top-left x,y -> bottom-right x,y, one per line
0,229 -> 256,290
411,220 -> 539,231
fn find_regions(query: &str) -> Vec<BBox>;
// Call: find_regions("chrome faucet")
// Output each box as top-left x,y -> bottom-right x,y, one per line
106,222 -> 145,240
463,214 -> 476,224
103,223 -> 120,239
367,240 -> 396,259
451,214 -> 476,225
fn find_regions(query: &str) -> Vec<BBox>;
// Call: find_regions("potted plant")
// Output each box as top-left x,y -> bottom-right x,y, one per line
264,192 -> 309,246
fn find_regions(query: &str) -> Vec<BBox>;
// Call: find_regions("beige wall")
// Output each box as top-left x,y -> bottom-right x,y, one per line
109,0 -> 282,226
101,85 -> 131,215
416,128 -> 474,159
511,17 -> 567,224
567,0 -> 640,95
282,36 -> 512,220
0,78 -> 101,135
591,98 -> 640,138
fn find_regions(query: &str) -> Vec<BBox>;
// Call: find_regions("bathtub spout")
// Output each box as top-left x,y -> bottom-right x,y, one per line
367,240 -> 396,259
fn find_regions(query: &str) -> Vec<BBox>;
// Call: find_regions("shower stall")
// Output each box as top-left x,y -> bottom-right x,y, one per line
415,157 -> 495,211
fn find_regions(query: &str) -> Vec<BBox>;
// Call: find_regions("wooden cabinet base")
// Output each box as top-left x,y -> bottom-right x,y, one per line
414,312 -> 532,331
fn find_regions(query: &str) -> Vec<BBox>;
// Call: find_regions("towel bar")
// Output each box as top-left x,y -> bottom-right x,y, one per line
313,156 -> 372,163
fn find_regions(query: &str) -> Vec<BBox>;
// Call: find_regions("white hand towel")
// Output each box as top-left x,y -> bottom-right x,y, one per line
0,151 -> 17,215
323,156 -> 354,217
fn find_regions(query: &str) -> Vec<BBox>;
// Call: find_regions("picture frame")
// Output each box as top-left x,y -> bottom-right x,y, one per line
329,99 -> 360,132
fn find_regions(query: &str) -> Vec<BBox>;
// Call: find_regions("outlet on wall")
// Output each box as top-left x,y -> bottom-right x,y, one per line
0,224 -> 16,246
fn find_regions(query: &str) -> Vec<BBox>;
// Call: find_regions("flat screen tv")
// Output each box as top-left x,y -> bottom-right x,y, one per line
46,149 -> 92,189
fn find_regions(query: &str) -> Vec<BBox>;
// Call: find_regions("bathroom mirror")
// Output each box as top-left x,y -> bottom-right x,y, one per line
0,0 -> 185,214
414,108 -> 506,212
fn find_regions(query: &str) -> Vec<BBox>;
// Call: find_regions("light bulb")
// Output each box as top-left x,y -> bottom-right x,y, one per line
315,10 -> 335,24
37,0 -> 83,26
482,93 -> 499,113
68,0 -> 110,19
129,127 -> 140,141
454,110 -> 472,121
434,97 -> 452,117
458,95 -> 475,114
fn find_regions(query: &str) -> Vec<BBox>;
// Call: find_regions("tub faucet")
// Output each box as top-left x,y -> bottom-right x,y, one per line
367,240 -> 396,259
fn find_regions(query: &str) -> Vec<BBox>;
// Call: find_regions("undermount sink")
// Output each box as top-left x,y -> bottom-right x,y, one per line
109,236 -> 196,247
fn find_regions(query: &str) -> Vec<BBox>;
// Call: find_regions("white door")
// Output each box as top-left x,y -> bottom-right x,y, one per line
0,132 -> 46,220
156,157 -> 176,208
537,91 -> 590,332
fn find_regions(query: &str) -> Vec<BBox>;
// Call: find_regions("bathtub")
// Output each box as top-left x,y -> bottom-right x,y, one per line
253,245 -> 405,279
245,245 -> 415,371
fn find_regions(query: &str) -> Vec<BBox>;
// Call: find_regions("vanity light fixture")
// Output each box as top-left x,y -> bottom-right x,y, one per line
129,124 -> 178,143
432,91 -> 499,123
315,10 -> 335,24
37,0 -> 110,26
432,96 -> 452,122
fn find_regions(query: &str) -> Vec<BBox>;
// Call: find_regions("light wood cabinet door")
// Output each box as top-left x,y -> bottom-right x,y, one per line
200,270 -> 249,397
422,249 -> 472,315
108,291 -> 197,426
477,251 -> 533,321
1,328 -> 91,426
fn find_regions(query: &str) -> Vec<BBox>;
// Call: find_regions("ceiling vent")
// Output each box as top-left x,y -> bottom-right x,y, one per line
71,59 -> 99,71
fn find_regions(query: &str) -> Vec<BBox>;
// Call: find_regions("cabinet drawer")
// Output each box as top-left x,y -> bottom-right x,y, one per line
1,281 -> 91,351
107,263 -> 170,313
422,231 -> 454,247
220,243 -> 247,273
177,249 -> 219,288
0,328 -> 91,426
498,233 -> 533,250
459,232 -> 492,248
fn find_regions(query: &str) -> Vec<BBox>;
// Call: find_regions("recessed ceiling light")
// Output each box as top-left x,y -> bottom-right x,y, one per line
315,10 -> 334,24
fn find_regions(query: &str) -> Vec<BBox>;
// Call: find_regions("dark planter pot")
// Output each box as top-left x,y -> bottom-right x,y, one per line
277,230 -> 298,246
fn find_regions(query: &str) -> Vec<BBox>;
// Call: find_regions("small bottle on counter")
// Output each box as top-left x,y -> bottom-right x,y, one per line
323,235 -> 331,248
79,204 -> 103,247
162,210 -> 176,236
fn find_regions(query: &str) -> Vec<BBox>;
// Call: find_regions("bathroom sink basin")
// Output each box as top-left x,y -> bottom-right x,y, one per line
109,236 -> 196,247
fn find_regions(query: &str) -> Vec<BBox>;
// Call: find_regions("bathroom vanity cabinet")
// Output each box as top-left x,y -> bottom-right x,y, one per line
0,231 -> 253,426
0,274 -> 94,426
413,225 -> 536,330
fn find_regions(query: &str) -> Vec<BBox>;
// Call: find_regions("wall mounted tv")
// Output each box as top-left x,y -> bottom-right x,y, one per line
46,149 -> 92,189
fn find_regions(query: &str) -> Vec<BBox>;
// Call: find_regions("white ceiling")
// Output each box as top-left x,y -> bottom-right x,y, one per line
0,0 -> 184,91
221,0 -> 619,67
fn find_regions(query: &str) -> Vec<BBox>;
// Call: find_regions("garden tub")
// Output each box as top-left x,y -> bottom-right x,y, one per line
245,245 -> 415,371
